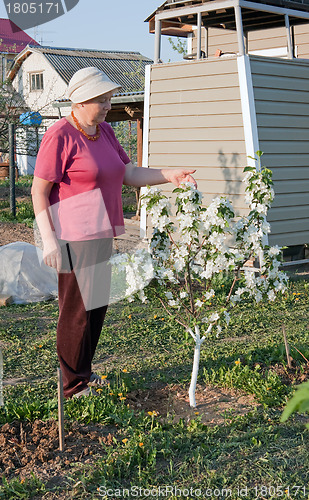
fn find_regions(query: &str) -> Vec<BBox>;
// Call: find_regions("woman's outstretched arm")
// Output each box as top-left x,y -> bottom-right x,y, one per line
123,162 -> 197,188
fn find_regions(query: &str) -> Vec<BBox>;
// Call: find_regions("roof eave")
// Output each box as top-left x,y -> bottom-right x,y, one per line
53,92 -> 145,108
7,44 -> 34,81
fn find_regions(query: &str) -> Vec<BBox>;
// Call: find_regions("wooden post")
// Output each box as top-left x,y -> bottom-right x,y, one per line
137,118 -> 143,167
282,324 -> 292,369
0,348 -> 3,406
285,14 -> 293,59
154,18 -> 161,63
134,118 -> 143,219
234,5 -> 245,56
128,120 -> 132,160
57,368 -> 65,451
197,11 -> 202,60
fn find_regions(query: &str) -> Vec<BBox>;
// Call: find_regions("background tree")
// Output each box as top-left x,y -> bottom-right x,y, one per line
0,79 -> 26,157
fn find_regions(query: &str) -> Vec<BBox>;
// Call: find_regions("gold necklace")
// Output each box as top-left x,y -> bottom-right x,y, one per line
71,110 -> 100,141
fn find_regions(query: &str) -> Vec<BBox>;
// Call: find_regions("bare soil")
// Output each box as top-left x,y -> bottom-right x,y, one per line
0,383 -> 259,490
0,418 -> 117,496
0,220 -> 35,246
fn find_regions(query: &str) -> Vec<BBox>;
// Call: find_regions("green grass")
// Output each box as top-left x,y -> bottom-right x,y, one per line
0,274 -> 308,497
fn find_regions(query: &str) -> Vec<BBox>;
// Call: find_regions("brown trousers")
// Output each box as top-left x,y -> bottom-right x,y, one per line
57,239 -> 112,399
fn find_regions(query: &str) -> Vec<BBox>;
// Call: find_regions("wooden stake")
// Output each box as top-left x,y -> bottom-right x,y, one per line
57,368 -> 65,451
282,324 -> 292,369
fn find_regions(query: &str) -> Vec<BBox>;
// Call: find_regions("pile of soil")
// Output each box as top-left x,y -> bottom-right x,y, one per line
0,418 -> 116,488
126,382 -> 258,425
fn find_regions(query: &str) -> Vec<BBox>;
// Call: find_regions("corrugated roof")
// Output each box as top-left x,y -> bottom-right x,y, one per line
0,19 -> 39,53
28,45 -> 152,91
55,90 -> 144,103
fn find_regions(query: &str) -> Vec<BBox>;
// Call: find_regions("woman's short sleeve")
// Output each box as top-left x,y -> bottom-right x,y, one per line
34,129 -> 69,183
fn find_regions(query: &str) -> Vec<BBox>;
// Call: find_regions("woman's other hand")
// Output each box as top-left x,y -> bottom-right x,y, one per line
43,238 -> 62,273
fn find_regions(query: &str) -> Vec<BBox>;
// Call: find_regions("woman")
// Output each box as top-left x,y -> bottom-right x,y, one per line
32,66 -> 196,399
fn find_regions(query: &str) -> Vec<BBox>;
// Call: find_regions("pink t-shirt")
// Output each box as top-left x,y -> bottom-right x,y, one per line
34,118 -> 130,241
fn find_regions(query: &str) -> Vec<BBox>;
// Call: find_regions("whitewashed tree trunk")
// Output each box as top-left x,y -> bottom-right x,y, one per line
188,325 -> 207,407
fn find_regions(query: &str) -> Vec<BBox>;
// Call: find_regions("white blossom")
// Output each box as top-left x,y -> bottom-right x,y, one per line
267,289 -> 276,301
269,245 -> 281,256
204,289 -> 215,301
224,311 -> 231,325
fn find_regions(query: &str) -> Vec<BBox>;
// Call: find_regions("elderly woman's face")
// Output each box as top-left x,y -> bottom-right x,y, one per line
81,90 -> 114,124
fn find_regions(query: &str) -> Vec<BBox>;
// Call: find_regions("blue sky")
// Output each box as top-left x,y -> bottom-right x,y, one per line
0,0 -> 184,61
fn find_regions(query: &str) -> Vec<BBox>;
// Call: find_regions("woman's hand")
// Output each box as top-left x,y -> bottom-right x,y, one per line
43,238 -> 62,273
163,168 -> 197,188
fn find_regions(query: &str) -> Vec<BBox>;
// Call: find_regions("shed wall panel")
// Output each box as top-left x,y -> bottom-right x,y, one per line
149,114 -> 245,129
149,101 -> 243,117
250,55 -> 309,246
269,231 -> 309,246
147,57 -> 248,219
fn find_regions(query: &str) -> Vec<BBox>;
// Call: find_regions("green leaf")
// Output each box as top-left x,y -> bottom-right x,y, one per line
280,380 -> 309,423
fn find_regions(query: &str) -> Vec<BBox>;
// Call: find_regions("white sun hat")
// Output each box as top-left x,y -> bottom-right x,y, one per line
67,67 -> 121,103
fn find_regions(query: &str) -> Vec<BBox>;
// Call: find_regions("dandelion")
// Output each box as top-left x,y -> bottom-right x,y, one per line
109,392 -> 114,396
235,360 -> 241,365
118,393 -> 123,397
122,438 -> 128,444
128,314 -> 132,319
101,375 -> 108,379
194,412 -> 199,415
96,388 -> 103,393
39,345 -> 42,348
122,369 -> 128,373
139,442 -> 144,447
154,314 -> 157,319
120,397 -> 126,401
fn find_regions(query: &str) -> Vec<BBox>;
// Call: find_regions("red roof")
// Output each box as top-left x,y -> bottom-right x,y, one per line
0,18 -> 39,54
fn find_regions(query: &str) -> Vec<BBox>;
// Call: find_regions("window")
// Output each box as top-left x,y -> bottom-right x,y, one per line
30,72 -> 44,91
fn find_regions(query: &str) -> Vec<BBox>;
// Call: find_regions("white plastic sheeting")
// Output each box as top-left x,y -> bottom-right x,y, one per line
0,242 -> 58,304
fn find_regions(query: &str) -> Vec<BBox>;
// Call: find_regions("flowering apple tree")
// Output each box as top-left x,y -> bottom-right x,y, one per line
111,153 -> 288,407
